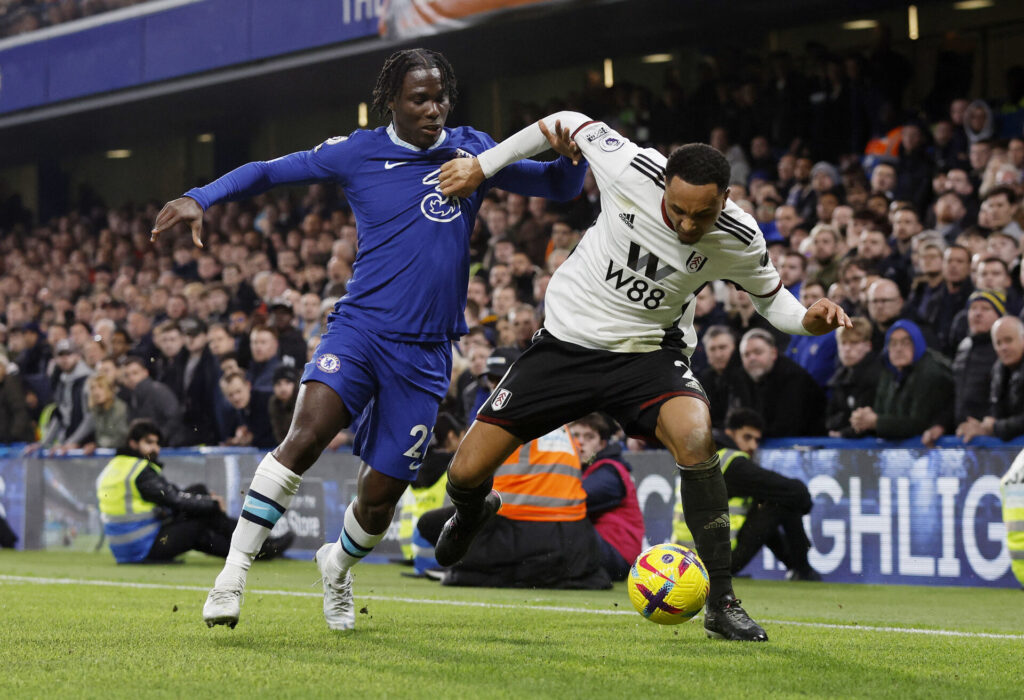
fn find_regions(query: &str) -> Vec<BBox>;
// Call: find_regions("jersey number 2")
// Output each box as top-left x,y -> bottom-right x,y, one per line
403,425 -> 430,460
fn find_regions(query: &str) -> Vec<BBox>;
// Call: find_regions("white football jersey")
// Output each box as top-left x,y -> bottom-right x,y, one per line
543,120 -> 783,355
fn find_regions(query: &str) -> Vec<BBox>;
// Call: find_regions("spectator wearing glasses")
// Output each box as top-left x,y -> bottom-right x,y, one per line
865,278 -> 908,352
849,320 -> 953,440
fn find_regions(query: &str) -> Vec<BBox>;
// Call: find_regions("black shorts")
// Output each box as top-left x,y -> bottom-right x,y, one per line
476,330 -> 708,442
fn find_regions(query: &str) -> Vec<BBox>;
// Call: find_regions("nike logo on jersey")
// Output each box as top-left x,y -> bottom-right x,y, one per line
384,161 -> 407,169
619,212 -> 635,229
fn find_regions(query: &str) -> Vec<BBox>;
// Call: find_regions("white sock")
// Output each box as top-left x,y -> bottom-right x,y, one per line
327,503 -> 387,577
214,453 -> 301,590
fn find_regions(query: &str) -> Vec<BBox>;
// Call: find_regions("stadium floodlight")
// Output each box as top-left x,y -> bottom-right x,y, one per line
842,19 -> 879,30
358,102 -> 368,128
603,59 -> 613,89
642,53 -> 674,64
953,0 -> 994,9
908,5 -> 919,40
105,149 -> 131,159
197,133 -> 215,143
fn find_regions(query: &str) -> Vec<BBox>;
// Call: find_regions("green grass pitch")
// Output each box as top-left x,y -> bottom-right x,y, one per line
1,550 -> 1020,699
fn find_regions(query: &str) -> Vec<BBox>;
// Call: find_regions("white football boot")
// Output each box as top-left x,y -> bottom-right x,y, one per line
315,543 -> 356,631
203,586 -> 242,629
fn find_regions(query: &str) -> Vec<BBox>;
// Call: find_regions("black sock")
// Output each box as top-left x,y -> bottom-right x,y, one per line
679,457 -> 732,604
445,476 -> 494,523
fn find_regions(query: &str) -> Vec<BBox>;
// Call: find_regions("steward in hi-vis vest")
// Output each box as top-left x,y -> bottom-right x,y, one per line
416,425 -> 610,589
1002,451 -> 1024,588
97,420 -> 294,563
674,408 -> 820,581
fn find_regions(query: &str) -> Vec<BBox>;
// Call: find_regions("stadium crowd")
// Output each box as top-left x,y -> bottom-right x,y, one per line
1,38 -> 1024,451
0,0 -> 151,37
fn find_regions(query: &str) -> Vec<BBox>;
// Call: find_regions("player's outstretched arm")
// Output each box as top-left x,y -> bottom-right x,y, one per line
749,287 -> 851,336
439,111 -> 590,198
152,196 -> 205,248
152,144 -> 342,247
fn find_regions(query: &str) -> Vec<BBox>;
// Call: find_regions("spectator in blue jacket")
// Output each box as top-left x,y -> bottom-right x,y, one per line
786,280 -> 838,387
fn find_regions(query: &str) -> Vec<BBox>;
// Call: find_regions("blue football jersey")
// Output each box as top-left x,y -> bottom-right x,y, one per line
185,124 -> 586,342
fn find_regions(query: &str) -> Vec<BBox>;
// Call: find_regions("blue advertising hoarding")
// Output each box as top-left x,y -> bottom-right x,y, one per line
0,442 -> 1018,588
747,445 -> 1015,587
0,0 -> 382,114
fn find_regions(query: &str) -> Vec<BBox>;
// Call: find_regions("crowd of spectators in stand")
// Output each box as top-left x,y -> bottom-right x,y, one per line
0,0 -> 150,37
1,35 -> 1024,449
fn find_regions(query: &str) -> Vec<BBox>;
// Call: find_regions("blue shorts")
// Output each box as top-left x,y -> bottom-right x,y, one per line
302,317 -> 451,481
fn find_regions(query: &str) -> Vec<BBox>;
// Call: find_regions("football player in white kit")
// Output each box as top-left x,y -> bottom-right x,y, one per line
435,112 -> 851,641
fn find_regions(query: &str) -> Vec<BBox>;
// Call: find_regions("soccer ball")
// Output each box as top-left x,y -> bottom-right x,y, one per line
627,543 -> 709,624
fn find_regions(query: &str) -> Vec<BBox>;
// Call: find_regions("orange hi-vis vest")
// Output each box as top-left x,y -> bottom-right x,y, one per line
494,426 -> 588,522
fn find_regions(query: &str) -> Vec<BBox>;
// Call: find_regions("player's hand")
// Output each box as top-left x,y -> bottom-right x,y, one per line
439,157 -> 485,198
538,119 -> 582,165
151,196 -> 204,248
802,298 -> 852,335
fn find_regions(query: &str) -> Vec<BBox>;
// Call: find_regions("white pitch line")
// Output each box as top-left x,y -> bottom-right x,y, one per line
2,575 -> 1021,641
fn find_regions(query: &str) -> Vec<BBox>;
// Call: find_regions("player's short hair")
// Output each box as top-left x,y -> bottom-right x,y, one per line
837,316 -> 873,344
725,407 -> 764,433
665,144 -> 730,193
372,48 -> 458,118
127,419 -> 162,446
571,412 -> 613,442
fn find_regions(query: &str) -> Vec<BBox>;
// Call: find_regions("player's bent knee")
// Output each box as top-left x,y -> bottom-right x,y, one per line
655,396 -> 715,465
277,424 -> 330,473
664,423 -> 715,466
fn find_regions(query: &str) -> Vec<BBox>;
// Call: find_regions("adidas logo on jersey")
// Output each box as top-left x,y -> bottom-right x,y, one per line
619,212 -> 635,229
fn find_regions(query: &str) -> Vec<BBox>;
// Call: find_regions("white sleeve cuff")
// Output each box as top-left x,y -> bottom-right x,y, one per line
476,111 -> 591,178
750,286 -> 810,336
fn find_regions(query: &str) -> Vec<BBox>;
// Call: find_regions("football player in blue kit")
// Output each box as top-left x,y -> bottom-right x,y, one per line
150,49 -> 586,631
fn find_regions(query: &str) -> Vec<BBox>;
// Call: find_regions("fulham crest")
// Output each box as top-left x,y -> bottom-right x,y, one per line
491,389 -> 512,411
685,251 -> 709,273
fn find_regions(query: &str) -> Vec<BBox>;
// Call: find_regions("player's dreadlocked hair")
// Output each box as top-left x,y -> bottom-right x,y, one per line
371,49 -> 458,119
665,143 -> 731,192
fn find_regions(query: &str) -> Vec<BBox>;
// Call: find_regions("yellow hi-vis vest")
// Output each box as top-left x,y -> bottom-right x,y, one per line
673,448 -> 750,550
1001,456 -> 1024,588
398,473 -> 449,560
96,455 -> 162,563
